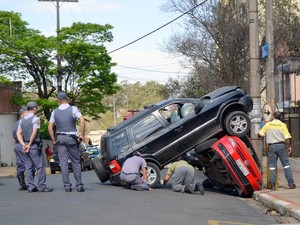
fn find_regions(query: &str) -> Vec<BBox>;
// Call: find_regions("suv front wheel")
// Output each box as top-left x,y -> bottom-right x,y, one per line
92,158 -> 110,183
224,111 -> 250,137
146,162 -> 160,188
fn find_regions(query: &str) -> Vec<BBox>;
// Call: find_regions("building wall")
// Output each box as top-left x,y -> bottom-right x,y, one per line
0,82 -> 21,114
0,114 -> 17,165
291,73 -> 300,106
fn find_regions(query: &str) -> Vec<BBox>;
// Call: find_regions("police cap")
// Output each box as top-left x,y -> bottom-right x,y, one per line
27,101 -> 38,110
57,92 -> 68,100
19,106 -> 27,115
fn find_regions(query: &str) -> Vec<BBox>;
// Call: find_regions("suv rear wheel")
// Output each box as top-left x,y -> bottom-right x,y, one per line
92,158 -> 109,183
224,111 -> 250,137
146,162 -> 160,188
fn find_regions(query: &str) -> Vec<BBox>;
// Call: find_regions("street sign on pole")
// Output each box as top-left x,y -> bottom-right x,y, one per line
262,103 -> 273,122
261,43 -> 269,59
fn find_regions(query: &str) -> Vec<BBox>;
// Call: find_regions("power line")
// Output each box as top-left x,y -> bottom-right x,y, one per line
116,64 -> 181,74
107,0 -> 209,54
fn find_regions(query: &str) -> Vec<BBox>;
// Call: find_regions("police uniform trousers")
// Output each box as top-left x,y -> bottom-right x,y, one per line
14,143 -> 26,175
120,172 -> 150,190
57,135 -> 83,189
172,166 -> 194,192
268,142 -> 294,186
23,143 -> 47,191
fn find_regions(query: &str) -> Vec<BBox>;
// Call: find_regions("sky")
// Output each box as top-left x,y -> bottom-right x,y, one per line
1,0 -> 188,84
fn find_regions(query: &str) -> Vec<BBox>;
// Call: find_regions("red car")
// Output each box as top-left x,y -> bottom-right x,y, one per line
195,135 -> 262,197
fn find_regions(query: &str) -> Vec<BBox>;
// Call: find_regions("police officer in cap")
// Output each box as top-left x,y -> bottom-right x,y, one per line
12,106 -> 28,190
17,101 -> 53,192
48,92 -> 85,192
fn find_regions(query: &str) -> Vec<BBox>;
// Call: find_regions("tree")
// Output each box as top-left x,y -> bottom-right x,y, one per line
258,0 -> 300,62
162,0 -> 300,98
0,11 -> 119,122
161,0 -> 250,97
91,81 -> 166,130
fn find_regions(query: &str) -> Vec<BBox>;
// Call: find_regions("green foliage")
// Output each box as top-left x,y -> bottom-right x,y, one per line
0,75 -> 12,84
88,81 -> 166,130
0,11 -> 119,121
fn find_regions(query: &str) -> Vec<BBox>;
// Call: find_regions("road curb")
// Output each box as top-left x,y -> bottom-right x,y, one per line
253,191 -> 300,221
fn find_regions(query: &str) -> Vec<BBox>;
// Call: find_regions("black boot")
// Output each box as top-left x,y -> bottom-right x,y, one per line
17,172 -> 27,191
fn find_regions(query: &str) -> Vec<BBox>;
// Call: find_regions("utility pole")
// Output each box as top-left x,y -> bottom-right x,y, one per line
265,0 -> 275,113
38,0 -> 78,92
249,0 -> 262,160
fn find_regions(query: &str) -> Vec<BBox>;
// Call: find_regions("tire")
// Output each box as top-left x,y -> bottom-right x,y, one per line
146,162 -> 160,188
194,138 -> 218,154
88,160 -> 93,170
80,161 -> 85,172
50,170 -> 55,174
224,111 -> 250,137
92,157 -> 109,183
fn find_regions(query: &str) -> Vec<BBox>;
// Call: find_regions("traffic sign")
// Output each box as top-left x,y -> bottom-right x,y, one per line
262,104 -> 273,122
261,43 -> 269,59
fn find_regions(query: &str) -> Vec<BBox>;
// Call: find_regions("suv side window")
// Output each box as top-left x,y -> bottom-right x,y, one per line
159,104 -> 182,123
111,131 -> 130,157
133,114 -> 164,142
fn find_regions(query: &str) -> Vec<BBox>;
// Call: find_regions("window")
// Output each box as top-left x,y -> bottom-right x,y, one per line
133,114 -> 164,142
111,131 -> 130,157
159,104 -> 181,123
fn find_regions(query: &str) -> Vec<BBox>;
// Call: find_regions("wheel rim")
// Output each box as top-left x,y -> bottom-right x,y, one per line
147,166 -> 158,185
230,115 -> 248,134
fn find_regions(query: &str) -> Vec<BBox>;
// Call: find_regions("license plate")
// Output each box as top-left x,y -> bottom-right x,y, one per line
235,159 -> 249,176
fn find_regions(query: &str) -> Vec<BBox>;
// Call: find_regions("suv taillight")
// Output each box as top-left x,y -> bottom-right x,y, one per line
108,160 -> 122,174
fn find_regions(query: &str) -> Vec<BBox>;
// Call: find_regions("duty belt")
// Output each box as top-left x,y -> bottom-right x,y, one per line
57,133 -> 77,139
269,142 -> 285,145
121,172 -> 139,175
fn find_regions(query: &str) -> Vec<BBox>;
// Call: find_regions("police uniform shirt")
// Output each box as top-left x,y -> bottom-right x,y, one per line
17,113 -> 40,131
121,156 -> 147,174
49,103 -> 82,135
258,119 -> 291,144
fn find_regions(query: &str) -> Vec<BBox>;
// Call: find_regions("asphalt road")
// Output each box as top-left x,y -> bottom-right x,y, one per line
0,170 -> 278,225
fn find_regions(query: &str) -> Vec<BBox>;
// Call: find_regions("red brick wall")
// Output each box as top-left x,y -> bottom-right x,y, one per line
0,81 -> 22,114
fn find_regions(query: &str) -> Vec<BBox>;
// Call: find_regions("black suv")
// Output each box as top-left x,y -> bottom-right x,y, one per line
92,86 -> 253,187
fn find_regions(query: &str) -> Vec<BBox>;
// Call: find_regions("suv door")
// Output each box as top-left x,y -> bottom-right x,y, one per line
130,112 -> 181,167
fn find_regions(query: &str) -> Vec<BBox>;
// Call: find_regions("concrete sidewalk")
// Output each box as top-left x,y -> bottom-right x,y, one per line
253,156 -> 300,221
0,166 -> 51,178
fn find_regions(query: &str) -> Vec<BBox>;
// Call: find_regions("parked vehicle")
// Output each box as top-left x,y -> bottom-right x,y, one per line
84,145 -> 101,169
50,149 -> 91,174
92,86 -> 253,188
49,153 -> 72,174
195,135 -> 262,197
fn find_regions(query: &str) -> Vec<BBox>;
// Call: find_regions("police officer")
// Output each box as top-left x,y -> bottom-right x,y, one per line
120,152 -> 151,191
259,111 -> 296,190
12,107 -> 28,190
17,102 -> 53,192
48,92 -> 85,192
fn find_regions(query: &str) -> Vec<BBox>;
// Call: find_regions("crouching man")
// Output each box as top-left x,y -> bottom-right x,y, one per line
120,152 -> 151,191
162,157 -> 204,195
